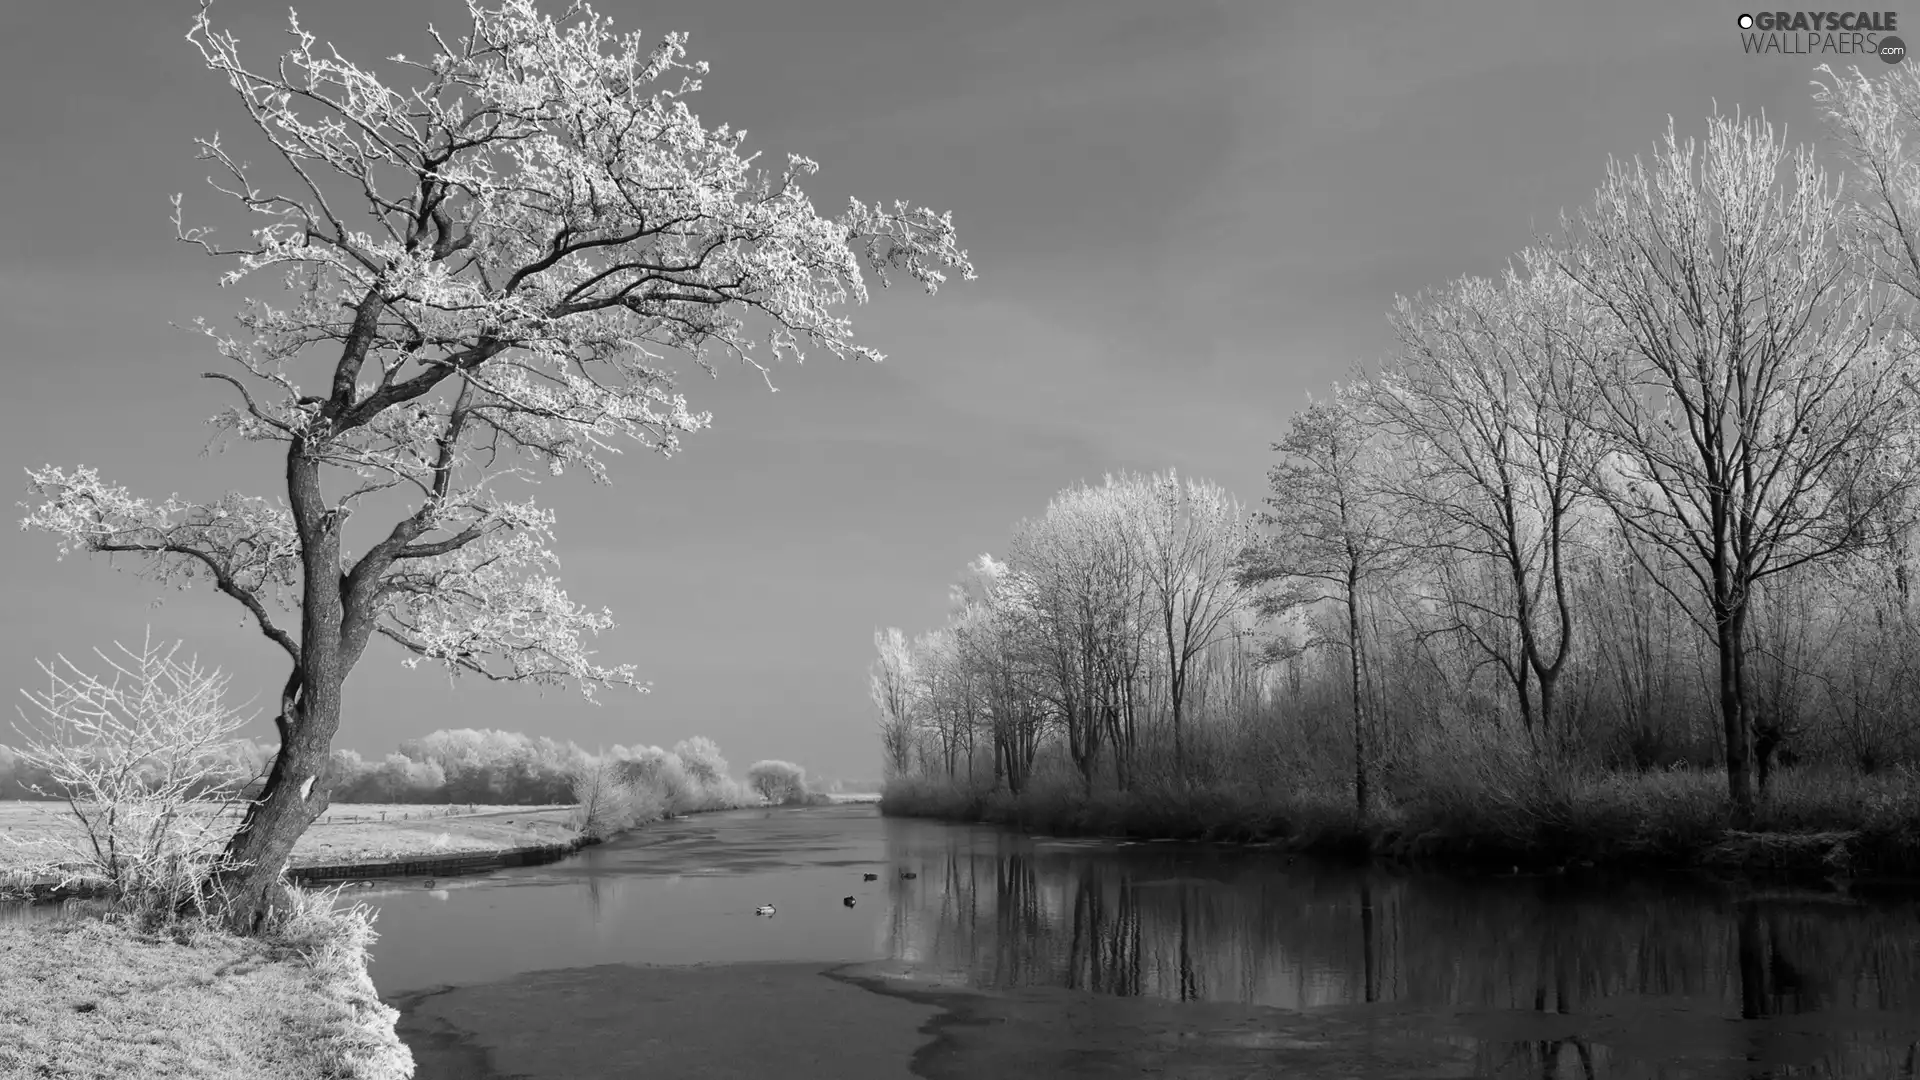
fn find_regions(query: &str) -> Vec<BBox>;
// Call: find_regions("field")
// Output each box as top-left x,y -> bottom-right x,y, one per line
284,804 -> 580,866
0,801 -> 581,878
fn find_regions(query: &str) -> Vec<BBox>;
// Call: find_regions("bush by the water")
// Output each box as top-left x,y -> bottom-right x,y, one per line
567,740 -> 757,840
745,759 -> 833,806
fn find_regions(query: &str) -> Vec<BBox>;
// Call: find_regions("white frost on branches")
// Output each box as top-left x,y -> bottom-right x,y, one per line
22,466 -> 300,595
21,0 -> 972,699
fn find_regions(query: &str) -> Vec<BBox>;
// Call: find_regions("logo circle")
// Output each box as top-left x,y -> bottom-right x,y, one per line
1737,13 -> 1754,28
1883,34 -> 1908,63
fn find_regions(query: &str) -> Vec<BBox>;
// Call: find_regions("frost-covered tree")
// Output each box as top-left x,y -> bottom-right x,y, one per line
870,627 -> 918,779
1130,470 -> 1254,778
1373,249 -> 1606,751
671,736 -> 727,787
1241,393 -> 1405,816
946,554 -> 1046,792
1008,488 -> 1114,794
19,0 -> 971,933
745,759 -> 806,804
1559,113 -> 1914,817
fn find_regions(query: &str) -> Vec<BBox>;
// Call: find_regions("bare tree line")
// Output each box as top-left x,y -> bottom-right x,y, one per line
874,78 -> 1920,825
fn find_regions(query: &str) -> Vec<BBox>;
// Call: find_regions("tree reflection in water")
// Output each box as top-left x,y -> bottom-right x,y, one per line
880,824 -> 1920,1078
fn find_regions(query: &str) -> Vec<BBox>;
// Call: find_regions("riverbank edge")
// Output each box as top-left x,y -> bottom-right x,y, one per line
1,796 -> 805,903
2,834 -> 607,903
0,814 -> 633,1077
1,907 -> 412,1079
879,785 -> 1920,888
292,835 -> 599,884
290,799 -> 774,884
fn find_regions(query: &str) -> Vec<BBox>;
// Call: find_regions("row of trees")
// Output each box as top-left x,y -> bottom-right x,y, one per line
872,472 -> 1258,799
875,76 -> 1920,821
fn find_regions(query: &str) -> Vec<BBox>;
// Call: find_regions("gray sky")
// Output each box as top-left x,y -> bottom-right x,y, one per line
0,0 -> 1864,777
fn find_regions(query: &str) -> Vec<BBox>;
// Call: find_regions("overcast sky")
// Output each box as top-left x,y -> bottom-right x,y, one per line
0,0 -> 1870,778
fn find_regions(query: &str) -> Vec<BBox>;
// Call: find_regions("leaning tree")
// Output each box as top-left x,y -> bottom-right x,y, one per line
21,0 -> 971,933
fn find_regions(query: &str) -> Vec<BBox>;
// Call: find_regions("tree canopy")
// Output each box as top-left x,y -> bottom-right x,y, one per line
20,0 -> 972,932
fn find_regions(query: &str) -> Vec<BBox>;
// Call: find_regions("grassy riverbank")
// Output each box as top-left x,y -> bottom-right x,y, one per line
0,896 -> 411,1079
0,795 -> 714,1078
882,765 -> 1920,882
0,726 -> 785,1079
0,803 -> 593,1078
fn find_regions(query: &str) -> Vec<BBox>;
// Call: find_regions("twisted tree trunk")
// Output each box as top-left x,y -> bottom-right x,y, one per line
203,445 -> 362,933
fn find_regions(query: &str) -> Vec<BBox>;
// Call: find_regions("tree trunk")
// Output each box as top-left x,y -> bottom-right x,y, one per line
1018,713 -> 1040,792
1076,704 -> 1100,797
1535,663 -> 1568,784
992,721 -> 1007,791
1750,688 -> 1784,799
967,713 -> 976,788
1161,597 -> 1188,786
1346,560 -> 1370,819
1170,670 -> 1187,784
210,689 -> 338,933
1516,662 -> 1536,746
1715,594 -> 1756,822
206,447 -> 351,935
1514,664 -> 1547,791
1536,670 -> 1557,759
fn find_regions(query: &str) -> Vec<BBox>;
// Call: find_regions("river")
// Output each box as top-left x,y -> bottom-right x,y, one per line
343,803 -> 1920,1079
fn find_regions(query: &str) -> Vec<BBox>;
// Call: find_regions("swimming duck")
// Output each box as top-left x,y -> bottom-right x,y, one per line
754,904 -> 776,917
843,896 -> 857,907
862,873 -> 879,881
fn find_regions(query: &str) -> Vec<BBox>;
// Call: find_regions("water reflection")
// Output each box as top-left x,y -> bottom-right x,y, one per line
880,824 -> 1920,1078
5,806 -> 1918,1077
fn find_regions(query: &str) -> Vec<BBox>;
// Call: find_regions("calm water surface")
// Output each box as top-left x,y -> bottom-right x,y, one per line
344,804 -> 1920,1077
12,804 -> 1917,1076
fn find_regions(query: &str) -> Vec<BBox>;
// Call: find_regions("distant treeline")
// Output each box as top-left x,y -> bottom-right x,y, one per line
0,730 -> 871,806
